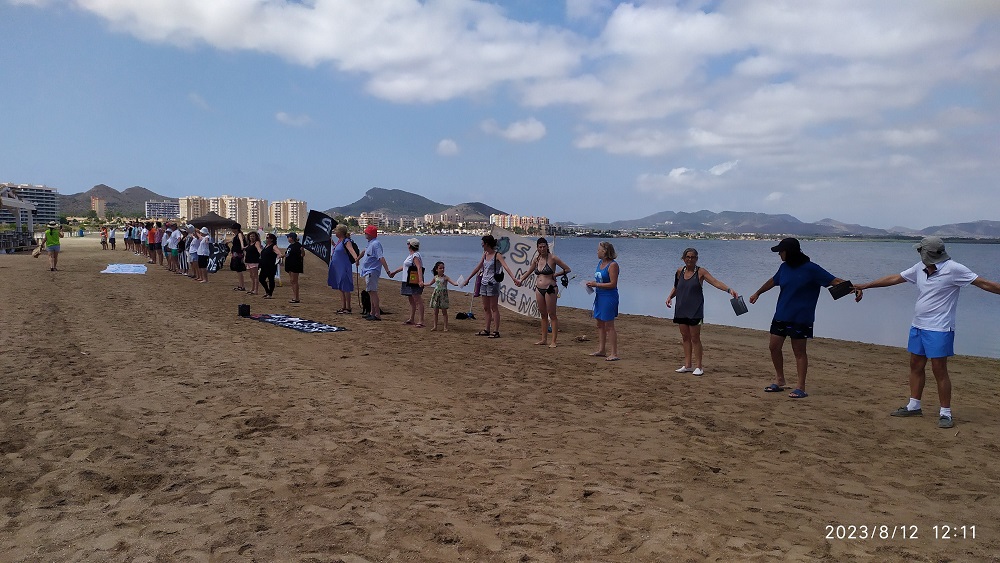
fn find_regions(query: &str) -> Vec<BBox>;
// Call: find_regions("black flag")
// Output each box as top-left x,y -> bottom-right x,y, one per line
302,210 -> 337,264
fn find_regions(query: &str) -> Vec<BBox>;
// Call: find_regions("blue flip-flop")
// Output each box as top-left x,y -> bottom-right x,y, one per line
764,383 -> 785,393
788,388 -> 808,399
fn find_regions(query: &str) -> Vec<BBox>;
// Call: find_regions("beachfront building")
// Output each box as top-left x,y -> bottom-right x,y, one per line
209,195 -> 249,226
145,200 -> 180,219
0,183 -> 58,226
490,213 -> 551,234
269,199 -> 308,230
424,212 -> 463,225
245,198 -> 268,230
358,212 -> 386,229
91,196 -> 106,217
179,196 -> 210,221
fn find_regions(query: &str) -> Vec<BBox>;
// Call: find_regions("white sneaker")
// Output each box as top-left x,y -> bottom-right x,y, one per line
675,366 -> 693,373
692,368 -> 704,376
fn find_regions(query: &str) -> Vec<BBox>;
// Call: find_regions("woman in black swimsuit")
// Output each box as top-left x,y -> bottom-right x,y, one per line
516,238 -> 571,347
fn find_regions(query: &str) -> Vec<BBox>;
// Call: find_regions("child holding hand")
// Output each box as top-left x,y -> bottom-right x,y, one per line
429,261 -> 459,331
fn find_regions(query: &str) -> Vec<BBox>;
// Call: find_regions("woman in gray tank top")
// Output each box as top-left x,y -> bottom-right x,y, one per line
665,248 -> 739,376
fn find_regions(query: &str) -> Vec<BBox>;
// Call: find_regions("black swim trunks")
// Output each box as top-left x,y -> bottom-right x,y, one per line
770,320 -> 813,339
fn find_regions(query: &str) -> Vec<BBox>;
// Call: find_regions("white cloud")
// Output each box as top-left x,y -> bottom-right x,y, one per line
436,139 -> 459,156
765,192 -> 783,202
187,92 -> 209,110
16,0 -> 1000,226
708,160 -> 739,176
481,117 -> 546,142
636,160 -> 739,195
275,112 -> 311,127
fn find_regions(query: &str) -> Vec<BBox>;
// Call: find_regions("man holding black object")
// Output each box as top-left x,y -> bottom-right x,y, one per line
749,238 -> 856,399
854,236 -> 1000,429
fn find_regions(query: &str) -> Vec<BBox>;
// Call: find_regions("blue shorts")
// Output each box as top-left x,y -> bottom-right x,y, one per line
907,327 -> 954,359
46,245 -> 60,253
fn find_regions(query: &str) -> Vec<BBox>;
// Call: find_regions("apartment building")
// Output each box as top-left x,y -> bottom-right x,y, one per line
0,183 -> 58,225
91,196 -> 106,217
145,200 -> 181,219
179,196 -> 210,220
269,199 -> 308,230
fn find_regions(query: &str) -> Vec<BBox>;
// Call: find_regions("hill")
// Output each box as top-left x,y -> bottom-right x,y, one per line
589,210 -> 1000,238
59,184 -> 175,217
439,202 -> 504,221
324,188 -> 504,219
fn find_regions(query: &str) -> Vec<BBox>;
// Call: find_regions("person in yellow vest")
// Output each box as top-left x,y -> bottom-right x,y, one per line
43,221 -> 63,271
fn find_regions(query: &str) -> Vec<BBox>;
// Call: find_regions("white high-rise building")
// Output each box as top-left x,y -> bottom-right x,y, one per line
145,200 -> 181,219
0,183 -> 58,225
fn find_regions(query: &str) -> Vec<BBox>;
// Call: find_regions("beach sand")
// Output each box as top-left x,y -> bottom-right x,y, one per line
2,237 -> 999,561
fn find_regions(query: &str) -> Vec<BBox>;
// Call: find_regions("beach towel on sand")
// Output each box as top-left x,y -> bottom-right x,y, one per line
101,264 -> 148,274
248,314 -> 347,333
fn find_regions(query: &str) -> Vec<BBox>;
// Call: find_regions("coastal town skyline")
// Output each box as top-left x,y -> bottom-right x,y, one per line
2,2 -> 998,230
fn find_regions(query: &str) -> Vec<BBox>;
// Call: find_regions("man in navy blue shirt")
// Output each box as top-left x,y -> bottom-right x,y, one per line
750,238 -> 854,399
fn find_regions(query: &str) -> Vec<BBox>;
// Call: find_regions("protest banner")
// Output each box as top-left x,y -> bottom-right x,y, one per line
302,210 -> 336,264
490,226 -> 555,319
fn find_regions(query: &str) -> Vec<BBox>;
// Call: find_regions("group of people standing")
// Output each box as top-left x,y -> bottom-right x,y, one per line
663,235 -> 1000,430
113,220 -> 995,431
226,225 -> 305,302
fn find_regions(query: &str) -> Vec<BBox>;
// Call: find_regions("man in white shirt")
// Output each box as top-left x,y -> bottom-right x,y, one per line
855,236 -> 1000,428
167,226 -> 182,273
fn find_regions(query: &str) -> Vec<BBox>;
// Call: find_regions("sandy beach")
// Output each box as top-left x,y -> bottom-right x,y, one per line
2,236 -> 999,562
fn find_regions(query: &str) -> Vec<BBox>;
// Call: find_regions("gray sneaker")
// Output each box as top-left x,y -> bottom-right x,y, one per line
890,406 -> 922,417
938,416 -> 954,429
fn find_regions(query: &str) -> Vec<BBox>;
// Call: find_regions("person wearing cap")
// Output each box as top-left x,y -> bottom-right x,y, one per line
854,236 -> 1000,429
358,225 -> 393,320
196,227 -> 213,283
42,221 -> 63,271
390,238 -> 426,327
187,228 -> 202,280
166,224 -> 183,273
749,238 -> 853,399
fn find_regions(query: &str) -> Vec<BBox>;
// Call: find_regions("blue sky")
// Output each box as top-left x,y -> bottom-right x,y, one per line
2,1 -> 998,228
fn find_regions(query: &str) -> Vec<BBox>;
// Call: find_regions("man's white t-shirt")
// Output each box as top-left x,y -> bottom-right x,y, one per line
900,259 -> 978,332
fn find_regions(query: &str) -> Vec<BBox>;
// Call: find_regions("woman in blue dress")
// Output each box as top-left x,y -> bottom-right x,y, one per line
328,224 -> 359,313
585,241 -> 620,361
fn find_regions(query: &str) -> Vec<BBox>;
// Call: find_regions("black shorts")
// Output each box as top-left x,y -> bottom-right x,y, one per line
198,255 -> 209,268
672,317 -> 703,326
770,320 -> 813,339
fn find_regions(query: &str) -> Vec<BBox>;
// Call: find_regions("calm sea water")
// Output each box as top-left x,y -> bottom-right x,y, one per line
354,235 -> 1000,358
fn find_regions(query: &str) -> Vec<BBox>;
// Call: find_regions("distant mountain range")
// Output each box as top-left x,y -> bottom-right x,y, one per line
323,188 -> 504,221
595,209 -> 1000,239
59,184 -> 175,217
57,185 -> 1000,238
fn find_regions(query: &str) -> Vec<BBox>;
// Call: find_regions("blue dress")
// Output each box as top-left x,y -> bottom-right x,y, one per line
327,238 -> 354,292
593,260 -> 619,321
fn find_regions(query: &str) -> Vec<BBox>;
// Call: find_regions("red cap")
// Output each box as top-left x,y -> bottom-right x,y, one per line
364,225 -> 378,238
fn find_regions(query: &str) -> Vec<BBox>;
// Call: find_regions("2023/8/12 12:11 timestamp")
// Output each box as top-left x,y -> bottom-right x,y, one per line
825,525 -> 977,540
934,525 -> 976,540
